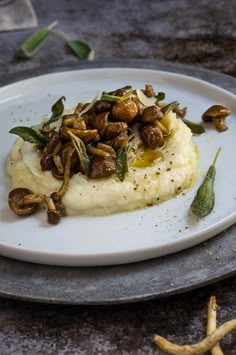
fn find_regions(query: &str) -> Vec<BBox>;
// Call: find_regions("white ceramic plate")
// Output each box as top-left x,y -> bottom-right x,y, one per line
0,68 -> 236,266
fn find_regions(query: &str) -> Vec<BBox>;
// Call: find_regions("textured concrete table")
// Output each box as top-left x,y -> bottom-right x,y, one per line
0,0 -> 236,354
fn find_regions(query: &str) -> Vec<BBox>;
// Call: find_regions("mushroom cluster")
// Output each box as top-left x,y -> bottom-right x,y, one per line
8,84 -> 171,224
40,86 -> 168,180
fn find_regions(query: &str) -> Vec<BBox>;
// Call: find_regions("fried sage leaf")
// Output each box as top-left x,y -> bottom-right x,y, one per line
161,101 -> 179,116
191,147 -> 221,218
116,144 -> 128,182
9,126 -> 48,146
16,21 -> 58,58
66,40 -> 94,60
182,118 -> 205,135
106,86 -> 132,96
155,92 -> 165,101
51,29 -> 94,60
162,102 -> 205,134
43,96 -> 66,127
67,130 -> 90,175
101,86 -> 133,103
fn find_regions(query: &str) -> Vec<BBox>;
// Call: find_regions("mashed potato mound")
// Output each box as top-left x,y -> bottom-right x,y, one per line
7,111 -> 198,216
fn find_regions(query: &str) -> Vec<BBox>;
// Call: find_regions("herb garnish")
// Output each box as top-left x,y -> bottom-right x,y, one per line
68,130 -> 90,175
16,21 -> 93,60
101,86 -> 133,103
16,21 -> 58,58
161,101 -> 179,116
43,96 -> 66,127
182,118 -> 205,135
9,126 -> 48,146
116,144 -> 128,181
191,147 -> 221,217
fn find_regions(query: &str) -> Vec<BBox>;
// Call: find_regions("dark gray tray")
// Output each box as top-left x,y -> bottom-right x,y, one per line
1,59 -> 236,305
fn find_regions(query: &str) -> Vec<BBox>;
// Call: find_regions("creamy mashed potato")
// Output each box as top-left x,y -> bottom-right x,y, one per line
7,112 -> 198,216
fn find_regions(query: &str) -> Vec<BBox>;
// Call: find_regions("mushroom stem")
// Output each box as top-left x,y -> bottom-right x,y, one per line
155,120 -> 169,136
22,193 -> 45,205
45,196 -> 61,225
60,126 -> 98,143
213,117 -> 228,132
53,155 -> 65,175
52,147 -> 74,200
24,193 -> 61,224
8,188 -> 61,224
87,144 -> 110,157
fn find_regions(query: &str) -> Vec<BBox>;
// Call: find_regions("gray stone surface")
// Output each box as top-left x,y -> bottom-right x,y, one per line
0,279 -> 235,354
0,0 -> 236,353
0,0 -> 235,77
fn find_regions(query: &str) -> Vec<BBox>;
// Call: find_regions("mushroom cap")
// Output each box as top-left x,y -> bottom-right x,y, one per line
47,209 -> 61,225
8,188 -> 38,216
141,105 -> 163,123
111,99 -> 139,123
202,105 -> 231,122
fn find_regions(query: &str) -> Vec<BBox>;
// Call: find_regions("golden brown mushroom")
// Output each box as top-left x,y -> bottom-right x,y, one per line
139,124 -> 165,149
111,99 -> 139,123
141,105 -> 163,123
202,105 -> 231,132
8,188 -> 41,216
60,126 -> 98,143
8,188 -> 61,224
62,114 -> 86,130
45,196 -> 62,224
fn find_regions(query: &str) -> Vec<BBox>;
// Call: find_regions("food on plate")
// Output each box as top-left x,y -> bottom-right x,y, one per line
202,104 -> 231,132
191,147 -> 221,218
153,296 -> 236,355
7,84 -> 199,224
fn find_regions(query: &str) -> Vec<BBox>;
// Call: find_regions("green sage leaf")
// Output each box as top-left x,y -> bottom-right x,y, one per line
101,87 -> 133,103
16,21 -> 58,58
67,130 -> 90,175
191,148 -> 221,217
155,92 -> 165,101
182,118 -> 205,135
161,101 -> 179,116
66,40 -> 94,60
106,86 -> 132,96
50,29 -> 94,60
9,126 -> 48,146
43,96 -> 66,127
116,144 -> 128,182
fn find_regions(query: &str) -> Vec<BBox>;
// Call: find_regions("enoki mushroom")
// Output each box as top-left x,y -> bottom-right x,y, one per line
153,296 -> 236,355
